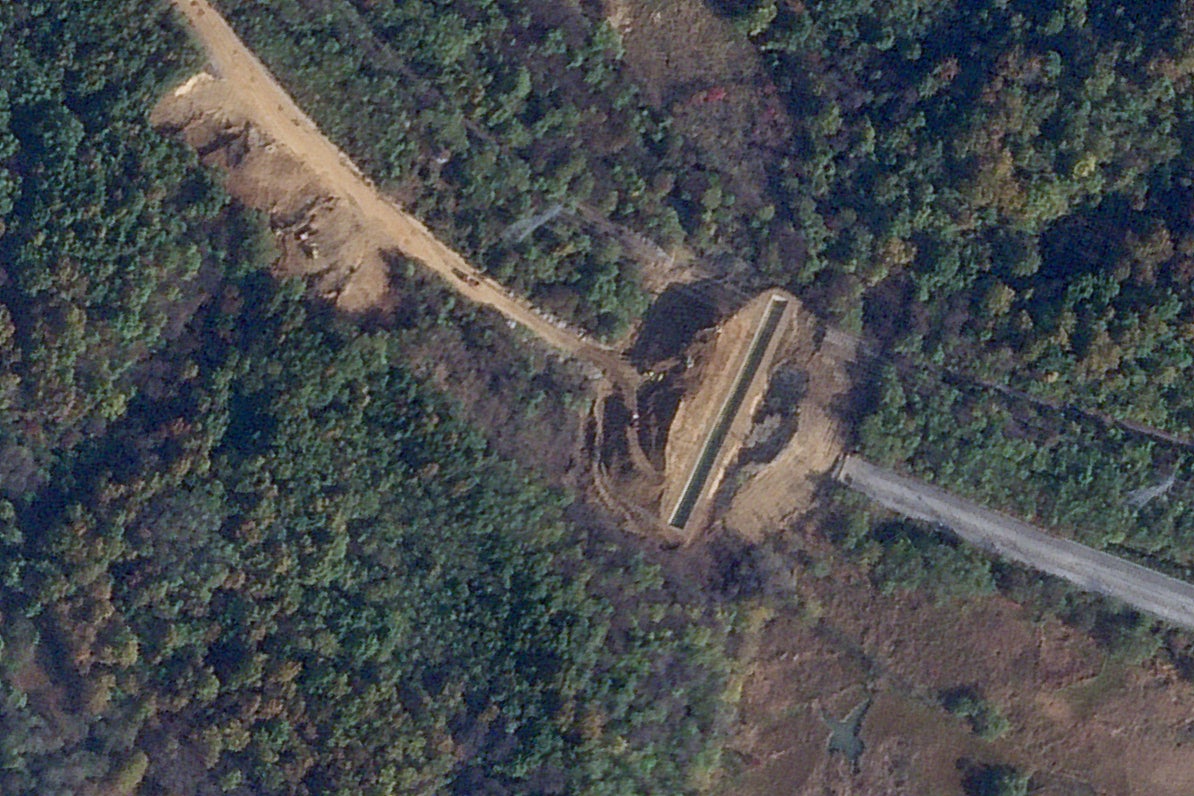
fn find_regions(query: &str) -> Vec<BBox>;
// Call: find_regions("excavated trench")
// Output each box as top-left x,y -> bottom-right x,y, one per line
668,295 -> 790,529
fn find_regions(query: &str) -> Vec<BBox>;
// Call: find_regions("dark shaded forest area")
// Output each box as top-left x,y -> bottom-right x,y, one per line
717,0 -> 1194,430
0,3 -> 734,794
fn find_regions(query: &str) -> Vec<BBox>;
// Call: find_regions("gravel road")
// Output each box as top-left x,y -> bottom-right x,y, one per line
837,456 -> 1194,630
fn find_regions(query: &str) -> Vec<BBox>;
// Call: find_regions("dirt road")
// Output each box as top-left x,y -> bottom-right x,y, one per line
170,0 -> 639,394
837,456 -> 1194,631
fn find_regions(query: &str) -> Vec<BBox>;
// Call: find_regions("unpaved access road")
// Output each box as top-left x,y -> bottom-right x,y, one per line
838,456 -> 1194,631
170,0 -> 639,394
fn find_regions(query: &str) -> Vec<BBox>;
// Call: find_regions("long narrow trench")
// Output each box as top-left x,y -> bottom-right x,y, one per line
669,296 -> 789,529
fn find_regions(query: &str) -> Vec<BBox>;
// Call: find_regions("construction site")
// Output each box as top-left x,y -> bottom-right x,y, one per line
156,0 -> 861,552
144,3 -> 1194,794
159,0 -> 1194,627
589,285 -> 852,545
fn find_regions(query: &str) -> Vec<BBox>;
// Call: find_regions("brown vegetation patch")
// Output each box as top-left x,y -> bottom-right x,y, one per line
719,530 -> 1194,796
603,0 -> 790,207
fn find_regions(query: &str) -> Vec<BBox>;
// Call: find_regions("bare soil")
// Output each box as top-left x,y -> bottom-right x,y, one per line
154,88 -> 390,312
723,319 -> 853,541
589,285 -> 848,545
660,289 -> 797,536
155,71 -> 391,314
161,0 -> 640,398
157,89 -> 604,487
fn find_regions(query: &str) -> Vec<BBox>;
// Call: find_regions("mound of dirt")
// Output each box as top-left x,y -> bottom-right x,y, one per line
722,312 -> 854,541
154,76 -> 392,313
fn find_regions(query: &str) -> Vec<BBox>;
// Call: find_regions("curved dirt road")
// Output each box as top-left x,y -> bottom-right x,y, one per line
170,0 -> 639,394
838,456 -> 1194,631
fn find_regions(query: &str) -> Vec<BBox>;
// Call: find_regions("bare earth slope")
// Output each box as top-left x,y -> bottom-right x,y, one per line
661,290 -> 795,535
169,0 -> 638,393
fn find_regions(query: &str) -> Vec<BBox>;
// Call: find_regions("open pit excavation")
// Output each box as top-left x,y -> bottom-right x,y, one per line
661,290 -> 796,535
837,456 -> 1194,631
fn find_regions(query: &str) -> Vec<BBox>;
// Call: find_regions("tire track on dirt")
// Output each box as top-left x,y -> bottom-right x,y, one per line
170,0 -> 640,396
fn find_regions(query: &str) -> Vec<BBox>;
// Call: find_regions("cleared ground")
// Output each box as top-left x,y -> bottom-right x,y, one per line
669,294 -> 790,528
163,0 -> 832,544
722,314 -> 853,540
660,289 -> 796,535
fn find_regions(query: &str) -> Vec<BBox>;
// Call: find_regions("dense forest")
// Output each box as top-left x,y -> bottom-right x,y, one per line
724,0 -> 1194,434
210,0 -> 808,338
858,363 -> 1194,564
0,3 -> 736,794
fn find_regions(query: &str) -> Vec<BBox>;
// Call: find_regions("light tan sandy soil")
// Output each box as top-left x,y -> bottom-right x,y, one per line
163,0 -> 639,396
153,87 -> 390,309
660,289 -> 797,537
723,323 -> 854,541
